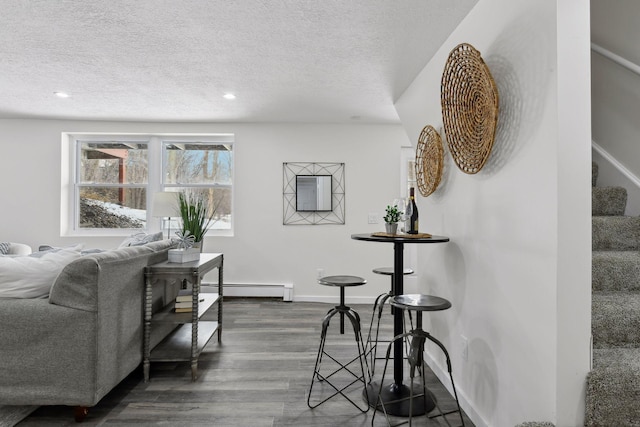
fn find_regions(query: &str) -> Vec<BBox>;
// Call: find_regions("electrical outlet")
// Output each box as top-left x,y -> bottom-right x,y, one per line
461,335 -> 468,361
368,213 -> 379,224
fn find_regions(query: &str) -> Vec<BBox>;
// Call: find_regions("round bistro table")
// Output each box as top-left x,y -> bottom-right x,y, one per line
351,232 -> 450,417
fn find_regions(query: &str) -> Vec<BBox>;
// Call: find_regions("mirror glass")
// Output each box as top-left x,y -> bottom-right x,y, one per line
296,175 -> 332,212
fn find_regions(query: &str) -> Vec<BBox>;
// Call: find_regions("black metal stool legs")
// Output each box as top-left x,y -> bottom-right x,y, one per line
371,330 -> 428,427
308,301 -> 371,412
365,291 -> 391,376
419,329 -> 464,426
371,311 -> 464,427
365,292 -> 415,377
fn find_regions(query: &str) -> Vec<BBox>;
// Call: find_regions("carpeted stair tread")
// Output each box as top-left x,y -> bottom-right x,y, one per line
593,216 -> 640,251
588,161 -> 640,425
593,251 -> 640,292
592,186 -> 627,216
586,348 -> 640,426
592,291 -> 640,348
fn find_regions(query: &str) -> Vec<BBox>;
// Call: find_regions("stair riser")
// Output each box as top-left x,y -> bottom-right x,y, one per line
592,217 -> 640,251
592,187 -> 627,216
585,349 -> 640,426
592,293 -> 640,348
586,371 -> 640,425
593,251 -> 640,292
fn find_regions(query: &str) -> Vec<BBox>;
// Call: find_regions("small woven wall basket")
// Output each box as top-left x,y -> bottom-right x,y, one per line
415,125 -> 444,197
441,43 -> 499,174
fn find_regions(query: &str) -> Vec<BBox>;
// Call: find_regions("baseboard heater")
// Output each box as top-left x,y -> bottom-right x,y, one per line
201,282 -> 293,302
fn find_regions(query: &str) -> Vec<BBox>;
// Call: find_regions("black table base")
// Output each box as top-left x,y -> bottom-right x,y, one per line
364,380 -> 436,416
351,233 -> 449,419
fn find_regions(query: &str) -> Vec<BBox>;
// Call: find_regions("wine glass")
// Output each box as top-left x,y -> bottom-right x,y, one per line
403,198 -> 413,222
402,199 -> 413,234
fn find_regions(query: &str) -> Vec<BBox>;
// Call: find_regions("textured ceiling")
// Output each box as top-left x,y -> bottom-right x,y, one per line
0,0 -> 476,123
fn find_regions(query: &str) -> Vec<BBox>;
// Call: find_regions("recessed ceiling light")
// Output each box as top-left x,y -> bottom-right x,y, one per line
223,93 -> 236,100
54,91 -> 70,98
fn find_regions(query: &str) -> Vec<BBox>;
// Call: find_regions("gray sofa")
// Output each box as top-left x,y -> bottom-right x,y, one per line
0,239 -> 175,418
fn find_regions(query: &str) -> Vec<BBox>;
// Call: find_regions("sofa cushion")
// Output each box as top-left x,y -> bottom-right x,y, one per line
0,246 -> 83,299
0,242 -> 9,254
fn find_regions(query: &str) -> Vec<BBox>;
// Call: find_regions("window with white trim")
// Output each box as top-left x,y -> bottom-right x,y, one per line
65,133 -> 233,236
162,139 -> 233,234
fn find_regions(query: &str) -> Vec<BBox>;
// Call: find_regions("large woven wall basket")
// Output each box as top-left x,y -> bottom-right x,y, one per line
441,43 -> 499,174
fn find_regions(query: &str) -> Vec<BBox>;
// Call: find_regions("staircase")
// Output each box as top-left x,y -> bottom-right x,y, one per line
586,162 -> 640,425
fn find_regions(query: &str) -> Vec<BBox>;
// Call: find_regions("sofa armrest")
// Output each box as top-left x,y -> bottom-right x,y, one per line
0,298 -> 99,406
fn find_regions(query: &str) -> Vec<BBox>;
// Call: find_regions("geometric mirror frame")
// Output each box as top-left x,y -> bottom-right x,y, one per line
283,162 -> 345,225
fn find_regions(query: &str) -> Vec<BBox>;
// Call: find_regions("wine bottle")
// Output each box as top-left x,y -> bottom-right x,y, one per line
408,187 -> 419,234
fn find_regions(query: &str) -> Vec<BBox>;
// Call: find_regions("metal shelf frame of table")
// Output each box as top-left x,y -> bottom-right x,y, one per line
351,233 -> 449,416
143,252 -> 223,382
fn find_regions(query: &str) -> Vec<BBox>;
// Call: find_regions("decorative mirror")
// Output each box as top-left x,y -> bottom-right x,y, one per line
283,162 -> 345,225
296,175 -> 332,212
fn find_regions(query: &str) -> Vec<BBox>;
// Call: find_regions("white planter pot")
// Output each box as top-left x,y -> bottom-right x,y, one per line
385,223 -> 398,234
168,248 -> 201,263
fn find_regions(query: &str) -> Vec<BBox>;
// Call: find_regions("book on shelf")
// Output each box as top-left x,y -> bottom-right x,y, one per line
174,301 -> 192,309
175,289 -> 192,303
175,307 -> 193,313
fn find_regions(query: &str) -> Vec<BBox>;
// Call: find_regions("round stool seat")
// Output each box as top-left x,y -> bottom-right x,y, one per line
318,275 -> 366,287
390,294 -> 451,312
372,267 -> 414,276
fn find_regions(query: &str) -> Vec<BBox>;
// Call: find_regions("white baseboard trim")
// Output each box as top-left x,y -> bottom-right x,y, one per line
202,283 -> 293,301
293,295 -> 378,304
422,350 -> 488,427
200,284 -> 378,304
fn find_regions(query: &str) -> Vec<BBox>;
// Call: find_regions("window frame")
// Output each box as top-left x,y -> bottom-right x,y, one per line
62,133 -> 234,237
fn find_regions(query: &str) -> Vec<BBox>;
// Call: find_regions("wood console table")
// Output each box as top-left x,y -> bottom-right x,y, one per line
143,252 -> 223,382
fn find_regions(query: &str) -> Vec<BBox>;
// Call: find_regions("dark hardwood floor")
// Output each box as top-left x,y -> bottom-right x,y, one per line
20,298 -> 473,426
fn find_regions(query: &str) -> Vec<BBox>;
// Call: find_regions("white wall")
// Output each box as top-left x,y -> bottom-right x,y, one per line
591,0 -> 640,212
395,0 -> 591,425
0,119 -> 412,301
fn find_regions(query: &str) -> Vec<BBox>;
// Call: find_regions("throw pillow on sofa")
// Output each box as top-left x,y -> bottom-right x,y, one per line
36,244 -> 104,256
0,245 -> 83,299
118,231 -> 164,248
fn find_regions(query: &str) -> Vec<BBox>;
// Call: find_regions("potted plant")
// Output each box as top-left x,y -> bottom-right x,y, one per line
177,191 -> 217,246
383,204 -> 400,234
168,191 -> 217,262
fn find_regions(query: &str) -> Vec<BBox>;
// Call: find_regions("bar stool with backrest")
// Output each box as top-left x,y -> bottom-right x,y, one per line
365,267 -> 414,376
307,275 -> 371,412
372,294 -> 464,427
